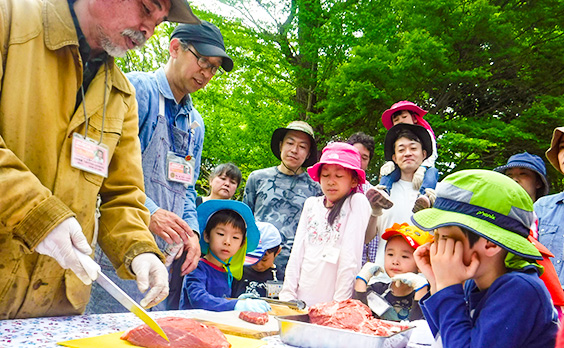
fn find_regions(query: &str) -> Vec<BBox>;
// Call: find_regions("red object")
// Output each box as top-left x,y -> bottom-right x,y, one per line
556,323 -> 564,348
528,236 -> 564,307
308,299 -> 409,336
120,317 -> 231,348
238,311 -> 269,325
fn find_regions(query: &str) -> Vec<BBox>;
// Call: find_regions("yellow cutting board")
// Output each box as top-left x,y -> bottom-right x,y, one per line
58,331 -> 266,348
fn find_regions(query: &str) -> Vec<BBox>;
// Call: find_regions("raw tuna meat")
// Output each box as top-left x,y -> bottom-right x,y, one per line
308,299 -> 409,336
120,317 -> 231,348
238,311 -> 269,325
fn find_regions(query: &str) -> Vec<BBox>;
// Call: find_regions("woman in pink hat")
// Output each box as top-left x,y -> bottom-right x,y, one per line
279,142 -> 372,306
380,101 -> 439,212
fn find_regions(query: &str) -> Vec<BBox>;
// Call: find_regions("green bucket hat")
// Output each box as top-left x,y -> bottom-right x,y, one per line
411,169 -> 541,260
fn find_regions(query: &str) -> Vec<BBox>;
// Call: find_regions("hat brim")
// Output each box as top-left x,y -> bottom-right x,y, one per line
270,128 -> 318,167
411,208 -> 542,260
546,127 -> 564,175
192,42 -> 233,72
493,163 -> 550,197
384,124 -> 433,161
167,0 -> 200,24
382,104 -> 428,130
307,161 -> 366,184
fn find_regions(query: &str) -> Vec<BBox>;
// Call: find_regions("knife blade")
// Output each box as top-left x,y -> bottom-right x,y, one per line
73,248 -> 169,342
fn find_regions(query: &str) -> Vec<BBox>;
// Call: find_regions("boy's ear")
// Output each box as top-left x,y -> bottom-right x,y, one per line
274,246 -> 282,257
483,240 -> 504,257
203,231 -> 210,244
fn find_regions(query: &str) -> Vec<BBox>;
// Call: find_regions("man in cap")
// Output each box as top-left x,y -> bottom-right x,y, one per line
243,121 -> 322,278
87,21 -> 233,312
0,0 -> 199,319
365,123 -> 434,267
536,127 -> 564,284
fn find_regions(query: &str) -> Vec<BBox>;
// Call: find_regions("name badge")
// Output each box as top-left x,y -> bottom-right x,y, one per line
320,246 -> 340,264
167,151 -> 195,186
70,133 -> 108,177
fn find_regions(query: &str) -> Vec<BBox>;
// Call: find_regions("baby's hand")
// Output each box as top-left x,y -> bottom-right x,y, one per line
414,243 -> 436,292
430,237 -> 479,291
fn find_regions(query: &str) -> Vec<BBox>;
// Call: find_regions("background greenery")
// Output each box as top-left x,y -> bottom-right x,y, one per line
117,0 -> 564,198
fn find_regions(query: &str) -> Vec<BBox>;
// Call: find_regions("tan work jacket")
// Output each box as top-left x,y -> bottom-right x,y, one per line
0,0 -> 163,318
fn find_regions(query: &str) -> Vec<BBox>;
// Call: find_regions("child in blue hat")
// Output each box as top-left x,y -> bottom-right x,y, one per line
179,200 -> 271,312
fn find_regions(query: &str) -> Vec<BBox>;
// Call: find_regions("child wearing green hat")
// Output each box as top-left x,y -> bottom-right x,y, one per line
179,200 -> 271,312
412,169 -> 558,347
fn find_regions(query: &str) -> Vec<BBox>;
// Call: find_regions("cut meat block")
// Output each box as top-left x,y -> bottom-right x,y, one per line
308,299 -> 409,337
120,317 -> 231,348
238,311 -> 269,325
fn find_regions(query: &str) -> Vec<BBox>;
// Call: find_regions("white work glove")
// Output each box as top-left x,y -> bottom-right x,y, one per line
365,186 -> 393,216
131,253 -> 169,308
357,262 -> 382,284
35,217 -> 98,285
235,299 -> 271,313
391,272 -> 429,291
238,293 -> 260,300
379,161 -> 396,178
412,166 -> 427,191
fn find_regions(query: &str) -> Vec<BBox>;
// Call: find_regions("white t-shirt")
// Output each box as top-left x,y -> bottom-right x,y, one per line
373,179 -> 419,267
279,193 -> 371,306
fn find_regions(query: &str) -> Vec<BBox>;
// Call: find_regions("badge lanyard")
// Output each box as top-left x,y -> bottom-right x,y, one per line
70,63 -> 109,177
162,94 -> 197,187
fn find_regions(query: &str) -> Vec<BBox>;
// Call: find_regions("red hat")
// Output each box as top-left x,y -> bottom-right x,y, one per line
307,142 -> 366,184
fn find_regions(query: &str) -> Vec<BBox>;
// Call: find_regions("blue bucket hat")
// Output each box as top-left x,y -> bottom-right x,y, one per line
494,152 -> 549,198
412,169 -> 541,260
197,200 -> 260,280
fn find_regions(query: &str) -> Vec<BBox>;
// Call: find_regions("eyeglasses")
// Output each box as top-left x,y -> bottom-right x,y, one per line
186,47 -> 223,76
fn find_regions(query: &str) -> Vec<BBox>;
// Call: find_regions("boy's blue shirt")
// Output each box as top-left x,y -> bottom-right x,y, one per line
179,258 -> 237,311
420,270 -> 558,348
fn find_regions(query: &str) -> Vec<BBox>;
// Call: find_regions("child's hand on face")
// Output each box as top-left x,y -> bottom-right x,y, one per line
414,243 -> 436,292
430,237 -> 479,292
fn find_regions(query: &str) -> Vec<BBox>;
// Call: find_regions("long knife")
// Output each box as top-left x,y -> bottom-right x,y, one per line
73,248 -> 169,341
260,298 -> 306,310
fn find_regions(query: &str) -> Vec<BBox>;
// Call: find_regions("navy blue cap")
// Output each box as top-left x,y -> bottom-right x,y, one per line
171,21 -> 233,72
494,152 -> 549,197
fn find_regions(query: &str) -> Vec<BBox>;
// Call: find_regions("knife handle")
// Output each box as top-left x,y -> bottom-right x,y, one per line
72,246 -> 101,281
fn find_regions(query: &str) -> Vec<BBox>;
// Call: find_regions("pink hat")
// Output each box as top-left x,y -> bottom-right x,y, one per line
381,101 -> 435,138
307,142 -> 366,184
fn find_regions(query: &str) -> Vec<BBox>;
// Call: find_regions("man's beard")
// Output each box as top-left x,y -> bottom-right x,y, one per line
100,28 -> 146,57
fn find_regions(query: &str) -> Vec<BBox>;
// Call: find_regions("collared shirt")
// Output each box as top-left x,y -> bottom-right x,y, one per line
535,191 -> 564,284
127,67 -> 204,232
67,0 -> 108,108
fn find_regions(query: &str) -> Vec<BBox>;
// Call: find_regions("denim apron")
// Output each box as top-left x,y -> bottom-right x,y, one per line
141,94 -> 192,251
86,94 -> 193,313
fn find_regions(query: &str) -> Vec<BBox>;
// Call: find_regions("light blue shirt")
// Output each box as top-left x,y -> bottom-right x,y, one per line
535,191 -> 564,284
127,67 -> 204,232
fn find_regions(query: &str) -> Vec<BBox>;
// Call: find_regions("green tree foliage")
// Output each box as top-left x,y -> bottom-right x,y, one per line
319,0 -> 564,191
116,0 -> 564,193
